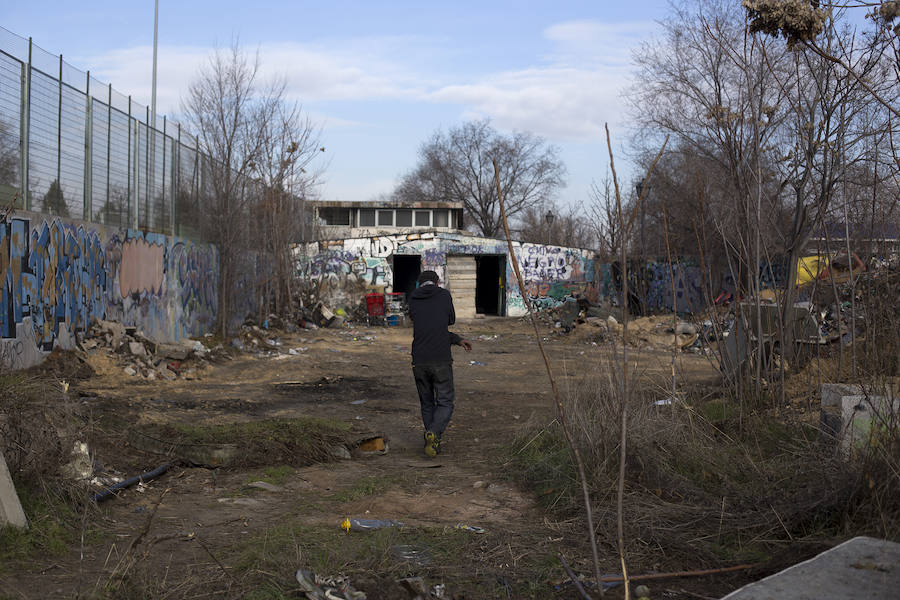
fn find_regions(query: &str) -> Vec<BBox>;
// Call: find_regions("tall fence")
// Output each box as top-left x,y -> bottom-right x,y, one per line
0,26 -> 207,239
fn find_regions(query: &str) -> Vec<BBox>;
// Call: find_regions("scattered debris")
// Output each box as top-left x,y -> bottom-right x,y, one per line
454,523 -> 487,534
357,436 -> 387,454
340,517 -> 404,532
296,569 -> 366,600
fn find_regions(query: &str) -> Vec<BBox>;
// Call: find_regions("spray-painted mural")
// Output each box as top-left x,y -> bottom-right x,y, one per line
1,212 -> 218,369
297,232 -> 598,317
298,232 -> 719,318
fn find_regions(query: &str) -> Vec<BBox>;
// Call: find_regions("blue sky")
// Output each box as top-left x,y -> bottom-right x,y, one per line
3,0 -> 673,206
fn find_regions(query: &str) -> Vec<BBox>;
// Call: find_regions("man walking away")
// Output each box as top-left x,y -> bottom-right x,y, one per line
408,270 -> 472,457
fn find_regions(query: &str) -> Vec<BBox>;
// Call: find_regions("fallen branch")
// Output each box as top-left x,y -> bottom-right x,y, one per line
599,563 -> 756,584
559,554 -> 594,600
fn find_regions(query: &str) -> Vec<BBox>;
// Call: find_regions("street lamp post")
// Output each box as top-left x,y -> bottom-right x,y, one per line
545,211 -> 555,246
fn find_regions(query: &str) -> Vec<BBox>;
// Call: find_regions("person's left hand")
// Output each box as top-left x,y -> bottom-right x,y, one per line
459,340 -> 473,352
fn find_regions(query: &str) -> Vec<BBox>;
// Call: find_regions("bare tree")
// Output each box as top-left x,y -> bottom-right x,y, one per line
182,42 -> 323,333
516,200 -> 595,248
251,100 -> 324,317
589,174 -> 625,262
629,0 -> 898,383
394,120 -> 566,237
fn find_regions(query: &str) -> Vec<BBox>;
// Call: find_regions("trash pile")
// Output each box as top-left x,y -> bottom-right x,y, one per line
296,570 -> 449,600
78,320 -> 224,380
230,324 -> 284,354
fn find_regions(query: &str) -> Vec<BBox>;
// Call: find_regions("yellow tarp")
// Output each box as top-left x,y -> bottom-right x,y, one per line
796,255 -> 829,287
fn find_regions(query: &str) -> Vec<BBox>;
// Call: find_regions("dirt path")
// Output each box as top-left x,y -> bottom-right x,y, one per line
2,318 -> 720,599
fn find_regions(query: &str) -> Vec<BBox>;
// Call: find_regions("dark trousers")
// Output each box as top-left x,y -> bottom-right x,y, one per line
412,362 -> 455,437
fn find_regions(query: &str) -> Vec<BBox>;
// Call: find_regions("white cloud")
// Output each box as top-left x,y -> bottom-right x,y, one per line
78,36 -> 433,121
74,20 -> 659,147
426,19 -> 658,141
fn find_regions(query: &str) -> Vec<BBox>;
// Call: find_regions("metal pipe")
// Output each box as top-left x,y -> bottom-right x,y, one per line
92,462 -> 172,503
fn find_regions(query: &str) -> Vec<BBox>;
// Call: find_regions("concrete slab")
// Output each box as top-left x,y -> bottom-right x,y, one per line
821,384 -> 899,458
0,450 -> 28,529
721,537 -> 900,599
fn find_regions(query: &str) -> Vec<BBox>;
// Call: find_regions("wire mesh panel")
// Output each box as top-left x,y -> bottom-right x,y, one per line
176,141 -> 200,238
28,69 -> 60,212
107,106 -> 130,227
135,121 -> 148,229
90,97 -> 109,222
0,52 -> 22,205
0,26 -> 230,242
59,83 -> 86,217
147,125 -> 167,232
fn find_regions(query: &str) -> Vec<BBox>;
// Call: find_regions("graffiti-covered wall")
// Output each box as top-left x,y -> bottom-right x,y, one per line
1,211 -> 217,369
296,232 -> 598,317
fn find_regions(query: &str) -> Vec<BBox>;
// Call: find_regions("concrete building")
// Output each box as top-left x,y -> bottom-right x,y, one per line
296,230 -> 599,319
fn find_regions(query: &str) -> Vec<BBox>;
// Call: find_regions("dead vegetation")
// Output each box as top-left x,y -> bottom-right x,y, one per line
506,367 -> 900,584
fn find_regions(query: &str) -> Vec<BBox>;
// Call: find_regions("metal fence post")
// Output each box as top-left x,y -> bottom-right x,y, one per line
175,123 -> 181,236
127,95 -> 133,229
20,38 -> 32,209
106,83 -> 111,224
57,54 -> 63,209
145,105 -> 150,230
84,70 -> 91,221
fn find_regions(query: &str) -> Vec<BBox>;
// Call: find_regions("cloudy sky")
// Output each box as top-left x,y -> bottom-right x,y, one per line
3,0 -> 671,206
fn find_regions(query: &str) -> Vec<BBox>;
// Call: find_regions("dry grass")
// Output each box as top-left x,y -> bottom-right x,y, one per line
507,365 -> 900,574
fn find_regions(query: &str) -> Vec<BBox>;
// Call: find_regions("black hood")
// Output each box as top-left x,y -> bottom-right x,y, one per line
410,283 -> 442,300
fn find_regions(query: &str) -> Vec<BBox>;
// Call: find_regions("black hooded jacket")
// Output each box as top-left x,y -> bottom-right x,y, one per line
408,283 -> 462,365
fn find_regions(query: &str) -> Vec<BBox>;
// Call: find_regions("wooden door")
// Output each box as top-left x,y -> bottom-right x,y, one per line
445,255 -> 477,319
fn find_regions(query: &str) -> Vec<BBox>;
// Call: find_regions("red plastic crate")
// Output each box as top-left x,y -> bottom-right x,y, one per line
365,293 -> 385,317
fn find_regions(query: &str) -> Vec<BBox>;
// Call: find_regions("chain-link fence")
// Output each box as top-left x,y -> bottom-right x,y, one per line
0,26 -> 209,239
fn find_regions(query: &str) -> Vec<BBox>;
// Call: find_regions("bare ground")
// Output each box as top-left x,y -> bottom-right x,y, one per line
0,317 -> 755,599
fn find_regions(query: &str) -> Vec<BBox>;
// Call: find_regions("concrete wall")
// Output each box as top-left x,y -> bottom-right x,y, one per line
297,231 -> 598,317
1,211 -> 218,369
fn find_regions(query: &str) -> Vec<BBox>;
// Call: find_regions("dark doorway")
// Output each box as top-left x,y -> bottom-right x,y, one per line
475,255 -> 505,315
393,255 -> 421,300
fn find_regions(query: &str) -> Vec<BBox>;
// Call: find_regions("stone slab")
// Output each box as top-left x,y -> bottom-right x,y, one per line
0,450 -> 28,529
721,536 -> 900,599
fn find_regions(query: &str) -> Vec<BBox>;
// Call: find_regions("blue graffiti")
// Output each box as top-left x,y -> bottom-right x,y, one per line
1,218 -> 106,349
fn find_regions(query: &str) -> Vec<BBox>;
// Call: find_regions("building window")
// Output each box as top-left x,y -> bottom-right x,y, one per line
359,209 -> 376,226
318,207 -> 350,226
396,209 -> 412,226
415,210 -> 430,226
377,210 -> 394,226
433,209 -> 449,228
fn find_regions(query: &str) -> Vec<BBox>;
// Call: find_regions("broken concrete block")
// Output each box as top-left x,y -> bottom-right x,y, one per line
722,536 -> 900,599
128,341 -> 147,357
330,445 -> 351,460
821,383 -> 899,458
0,450 -> 27,529
96,320 -> 126,347
61,441 -> 92,480
124,366 -> 137,376
157,343 -> 189,360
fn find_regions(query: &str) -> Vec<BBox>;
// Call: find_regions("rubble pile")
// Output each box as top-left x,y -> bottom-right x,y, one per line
230,324 -> 285,354
79,320 -> 224,381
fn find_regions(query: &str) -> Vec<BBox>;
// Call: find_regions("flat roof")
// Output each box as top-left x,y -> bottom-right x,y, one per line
311,200 -> 464,210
